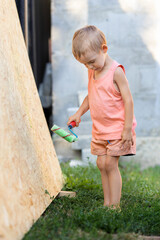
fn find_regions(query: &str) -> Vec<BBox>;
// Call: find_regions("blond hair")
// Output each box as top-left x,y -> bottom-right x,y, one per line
72,25 -> 107,59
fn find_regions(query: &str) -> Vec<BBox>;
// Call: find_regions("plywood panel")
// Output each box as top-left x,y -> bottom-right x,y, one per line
0,1 -> 64,239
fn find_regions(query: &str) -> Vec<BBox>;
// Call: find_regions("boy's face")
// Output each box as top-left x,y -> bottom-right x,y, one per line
77,46 -> 107,71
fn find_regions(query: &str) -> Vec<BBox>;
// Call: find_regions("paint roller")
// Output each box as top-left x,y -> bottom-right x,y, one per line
51,121 -> 79,143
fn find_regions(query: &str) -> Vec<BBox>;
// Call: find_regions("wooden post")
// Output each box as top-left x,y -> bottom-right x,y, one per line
0,1 -> 64,239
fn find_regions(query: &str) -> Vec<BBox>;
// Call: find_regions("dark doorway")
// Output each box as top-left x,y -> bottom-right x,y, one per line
15,0 -> 52,130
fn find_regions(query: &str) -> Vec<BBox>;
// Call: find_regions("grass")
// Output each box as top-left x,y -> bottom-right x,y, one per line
23,161 -> 160,240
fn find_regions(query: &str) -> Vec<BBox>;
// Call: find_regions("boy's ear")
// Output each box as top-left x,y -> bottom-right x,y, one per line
102,44 -> 108,53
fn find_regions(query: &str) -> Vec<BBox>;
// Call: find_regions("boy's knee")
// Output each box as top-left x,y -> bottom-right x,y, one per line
105,158 -> 117,173
96,157 -> 105,171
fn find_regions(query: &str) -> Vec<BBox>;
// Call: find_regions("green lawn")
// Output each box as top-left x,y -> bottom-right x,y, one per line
23,161 -> 160,240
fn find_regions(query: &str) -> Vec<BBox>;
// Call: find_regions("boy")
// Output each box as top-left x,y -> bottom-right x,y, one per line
67,25 -> 137,209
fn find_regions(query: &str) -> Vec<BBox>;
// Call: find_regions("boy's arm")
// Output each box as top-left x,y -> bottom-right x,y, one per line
114,67 -> 134,149
67,95 -> 89,127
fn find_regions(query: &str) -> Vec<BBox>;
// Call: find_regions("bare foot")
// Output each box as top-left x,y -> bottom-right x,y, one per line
103,203 -> 110,207
109,204 -> 121,212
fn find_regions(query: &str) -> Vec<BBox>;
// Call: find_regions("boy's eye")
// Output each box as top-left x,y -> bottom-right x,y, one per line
89,61 -> 95,64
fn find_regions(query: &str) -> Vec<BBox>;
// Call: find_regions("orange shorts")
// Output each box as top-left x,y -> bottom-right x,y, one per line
91,132 -> 136,157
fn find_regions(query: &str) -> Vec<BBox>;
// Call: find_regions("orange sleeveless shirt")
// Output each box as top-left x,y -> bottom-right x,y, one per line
88,60 -> 137,140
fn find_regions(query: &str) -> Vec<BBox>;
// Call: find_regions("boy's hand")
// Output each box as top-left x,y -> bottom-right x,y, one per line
67,113 -> 81,127
120,129 -> 134,151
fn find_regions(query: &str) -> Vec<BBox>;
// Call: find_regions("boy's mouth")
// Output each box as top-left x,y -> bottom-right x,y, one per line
94,67 -> 101,71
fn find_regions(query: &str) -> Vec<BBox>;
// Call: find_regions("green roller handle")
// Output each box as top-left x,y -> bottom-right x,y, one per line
51,124 -> 78,143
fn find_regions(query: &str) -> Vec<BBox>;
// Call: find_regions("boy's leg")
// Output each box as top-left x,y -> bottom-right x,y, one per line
96,155 -> 110,206
105,155 -> 122,207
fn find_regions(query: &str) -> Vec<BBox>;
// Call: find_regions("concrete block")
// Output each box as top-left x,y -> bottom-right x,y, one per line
121,137 -> 160,170
71,121 -> 92,136
67,107 -> 91,121
139,66 -> 157,92
42,63 -> 52,96
88,0 -> 119,11
39,95 -> 52,108
52,135 -> 81,160
39,63 -> 52,108
82,148 -> 97,165
82,138 -> 160,171
52,55 -> 88,126
69,160 -> 87,167
51,0 -> 88,55
67,107 -> 79,117
78,90 -> 88,106
134,95 -> 160,136
72,135 -> 92,150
